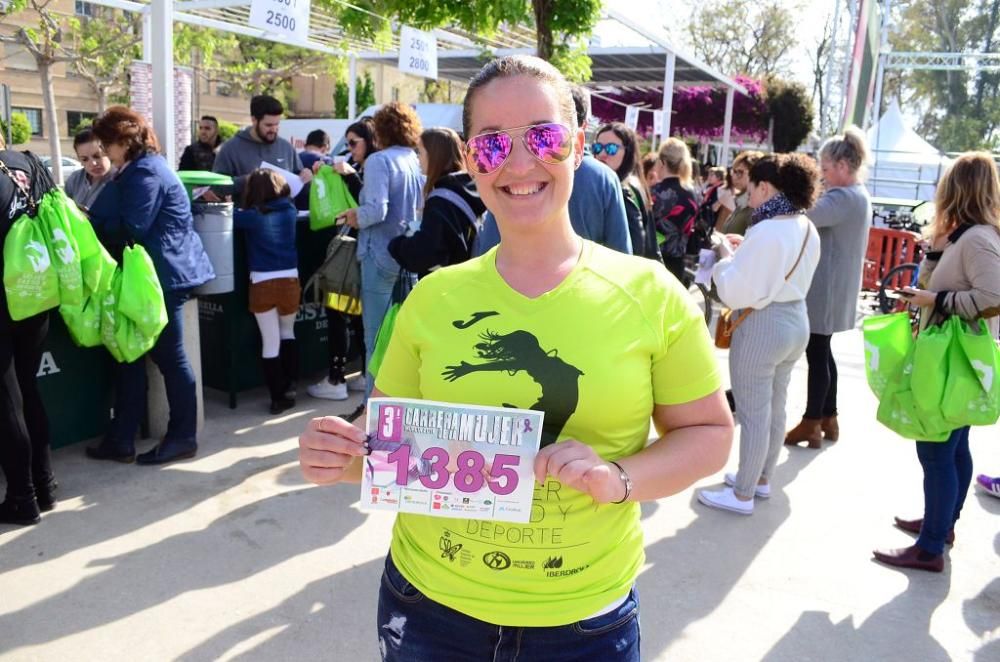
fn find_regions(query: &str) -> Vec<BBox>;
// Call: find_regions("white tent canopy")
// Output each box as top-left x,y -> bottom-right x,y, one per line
867,101 -> 950,201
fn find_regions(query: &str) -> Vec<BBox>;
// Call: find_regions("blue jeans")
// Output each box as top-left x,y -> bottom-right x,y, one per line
377,554 -> 640,662
106,289 -> 197,450
360,259 -> 401,394
916,426 -> 972,555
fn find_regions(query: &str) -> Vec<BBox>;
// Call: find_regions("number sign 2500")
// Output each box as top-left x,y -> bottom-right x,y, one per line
265,10 -> 296,31
385,445 -> 520,496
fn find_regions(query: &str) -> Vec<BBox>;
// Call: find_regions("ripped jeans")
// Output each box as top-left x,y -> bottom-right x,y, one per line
377,554 -> 641,662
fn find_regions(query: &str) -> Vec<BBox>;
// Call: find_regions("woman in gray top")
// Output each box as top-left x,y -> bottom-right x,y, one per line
785,127 -> 872,448
63,129 -> 113,211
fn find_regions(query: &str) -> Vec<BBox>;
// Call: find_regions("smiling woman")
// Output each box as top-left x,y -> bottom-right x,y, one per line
298,55 -> 734,662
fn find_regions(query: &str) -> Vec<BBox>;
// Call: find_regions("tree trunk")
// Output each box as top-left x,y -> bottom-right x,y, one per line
532,0 -> 554,61
39,60 -> 63,185
97,87 -> 108,113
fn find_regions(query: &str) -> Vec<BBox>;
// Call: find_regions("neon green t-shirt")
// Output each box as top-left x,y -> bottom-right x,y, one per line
375,240 -> 721,627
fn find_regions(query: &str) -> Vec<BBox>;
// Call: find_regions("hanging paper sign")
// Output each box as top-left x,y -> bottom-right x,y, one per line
624,105 -> 640,131
398,25 -> 438,80
248,0 -> 311,44
653,110 -> 664,137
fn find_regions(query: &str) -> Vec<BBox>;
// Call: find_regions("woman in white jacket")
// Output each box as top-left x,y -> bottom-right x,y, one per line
699,153 -> 821,515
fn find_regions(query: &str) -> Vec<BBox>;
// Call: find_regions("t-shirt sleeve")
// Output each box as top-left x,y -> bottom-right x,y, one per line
650,274 -> 722,405
373,282 -> 426,398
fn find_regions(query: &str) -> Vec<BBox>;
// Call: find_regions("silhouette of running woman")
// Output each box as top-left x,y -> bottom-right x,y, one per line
442,330 -> 583,447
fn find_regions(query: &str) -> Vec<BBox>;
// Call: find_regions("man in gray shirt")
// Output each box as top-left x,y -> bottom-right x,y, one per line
213,95 -> 313,198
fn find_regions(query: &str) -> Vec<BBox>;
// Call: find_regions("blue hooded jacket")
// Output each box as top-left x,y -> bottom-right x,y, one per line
90,153 -> 215,291
232,196 -> 298,273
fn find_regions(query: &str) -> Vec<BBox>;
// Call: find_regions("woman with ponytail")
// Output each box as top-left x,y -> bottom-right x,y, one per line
785,126 -> 872,449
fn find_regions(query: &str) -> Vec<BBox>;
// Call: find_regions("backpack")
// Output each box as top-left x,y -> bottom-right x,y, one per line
426,187 -> 482,262
302,225 -> 361,313
686,184 -> 720,255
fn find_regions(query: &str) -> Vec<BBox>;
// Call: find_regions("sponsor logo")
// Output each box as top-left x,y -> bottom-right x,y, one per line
371,487 -> 379,495
439,533 -> 462,562
462,497 -> 470,504
25,240 -> 51,273
543,556 -> 563,569
483,551 -> 511,570
433,502 -> 442,510
513,560 -> 536,570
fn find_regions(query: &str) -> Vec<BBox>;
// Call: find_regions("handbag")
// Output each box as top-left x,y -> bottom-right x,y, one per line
302,224 -> 362,313
715,222 -> 812,349
368,269 -> 414,378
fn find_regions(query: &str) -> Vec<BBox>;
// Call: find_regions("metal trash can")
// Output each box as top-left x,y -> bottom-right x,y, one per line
192,201 -> 234,295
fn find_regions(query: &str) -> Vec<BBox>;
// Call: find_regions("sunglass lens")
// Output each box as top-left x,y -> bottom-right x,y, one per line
591,142 -> 603,155
525,124 -> 572,164
605,144 -> 620,156
468,132 -> 513,174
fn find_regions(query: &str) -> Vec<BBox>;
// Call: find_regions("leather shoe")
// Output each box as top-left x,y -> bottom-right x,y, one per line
894,516 -> 955,546
821,415 -> 839,441
785,417 -> 823,449
872,544 -> 944,572
85,443 -> 136,464
136,442 -> 197,466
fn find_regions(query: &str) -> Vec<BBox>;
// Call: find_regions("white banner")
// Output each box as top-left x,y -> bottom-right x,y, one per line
248,0 -> 311,44
653,110 -> 664,137
624,105 -> 640,131
398,25 -> 438,80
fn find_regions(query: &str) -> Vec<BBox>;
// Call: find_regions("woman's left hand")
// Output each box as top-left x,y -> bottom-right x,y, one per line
338,207 -> 359,228
534,440 -> 626,504
901,286 -> 937,307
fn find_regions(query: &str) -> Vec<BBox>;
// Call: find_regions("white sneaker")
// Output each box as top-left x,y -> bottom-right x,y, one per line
724,473 -> 771,498
346,375 -> 367,392
306,378 -> 348,400
697,487 -> 754,515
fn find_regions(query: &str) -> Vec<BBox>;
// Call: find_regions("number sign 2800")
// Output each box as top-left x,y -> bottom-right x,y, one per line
385,445 -> 520,496
265,10 -> 295,31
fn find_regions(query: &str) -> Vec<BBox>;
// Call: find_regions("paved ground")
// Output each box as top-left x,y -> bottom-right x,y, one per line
1,329 -> 998,661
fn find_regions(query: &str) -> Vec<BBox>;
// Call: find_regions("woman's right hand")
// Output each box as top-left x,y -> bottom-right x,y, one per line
299,416 -> 368,485
333,161 -> 356,176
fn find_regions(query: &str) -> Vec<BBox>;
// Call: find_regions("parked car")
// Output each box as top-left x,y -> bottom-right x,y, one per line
38,155 -> 84,177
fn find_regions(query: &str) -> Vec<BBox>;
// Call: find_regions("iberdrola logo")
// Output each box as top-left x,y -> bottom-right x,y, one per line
50,228 -> 76,265
25,240 -> 51,273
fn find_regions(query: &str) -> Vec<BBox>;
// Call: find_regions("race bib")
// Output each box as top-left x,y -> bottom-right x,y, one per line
361,398 -> 543,523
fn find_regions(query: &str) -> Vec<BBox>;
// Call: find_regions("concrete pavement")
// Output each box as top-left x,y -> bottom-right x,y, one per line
1,329 -> 998,661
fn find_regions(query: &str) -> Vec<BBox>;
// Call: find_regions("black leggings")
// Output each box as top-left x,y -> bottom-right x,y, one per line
804,333 -> 838,419
0,313 -> 52,498
327,311 -> 365,383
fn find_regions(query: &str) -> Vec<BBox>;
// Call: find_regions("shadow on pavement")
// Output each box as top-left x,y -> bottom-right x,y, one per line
762,571 -> 953,662
965,532 -> 1000,662
640,446 -> 820,659
0,484 -> 367,651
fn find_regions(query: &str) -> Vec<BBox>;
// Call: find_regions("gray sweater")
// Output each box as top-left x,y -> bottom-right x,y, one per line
805,184 -> 872,334
212,127 -> 303,198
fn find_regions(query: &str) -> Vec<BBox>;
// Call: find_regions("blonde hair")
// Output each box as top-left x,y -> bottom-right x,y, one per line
657,137 -> 693,187
819,125 -> 870,178
930,151 -> 1000,237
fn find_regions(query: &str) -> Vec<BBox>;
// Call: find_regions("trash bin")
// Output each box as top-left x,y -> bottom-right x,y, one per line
177,171 -> 235,295
37,313 -> 114,448
192,202 -> 234,295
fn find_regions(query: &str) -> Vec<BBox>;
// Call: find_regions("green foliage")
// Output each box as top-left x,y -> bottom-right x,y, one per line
766,78 -> 814,152
1,112 -> 33,145
889,0 -> 1000,152
69,116 -> 93,136
689,1 -> 797,77
334,70 -> 376,118
217,120 -> 240,142
70,7 -> 143,109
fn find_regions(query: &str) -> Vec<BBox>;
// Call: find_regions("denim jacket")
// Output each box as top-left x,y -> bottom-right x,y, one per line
89,153 -> 215,291
232,197 -> 299,273
355,146 -> 424,273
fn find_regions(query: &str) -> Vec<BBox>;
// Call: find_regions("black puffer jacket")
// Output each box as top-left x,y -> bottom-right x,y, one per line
388,172 -> 486,278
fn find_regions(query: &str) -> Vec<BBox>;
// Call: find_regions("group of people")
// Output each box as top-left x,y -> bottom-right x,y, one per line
0,51 -> 997,660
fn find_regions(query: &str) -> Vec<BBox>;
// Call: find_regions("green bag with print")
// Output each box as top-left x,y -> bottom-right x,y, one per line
861,313 -> 914,399
309,165 -> 357,231
37,193 -> 84,307
3,213 -> 61,320
941,317 -> 1000,427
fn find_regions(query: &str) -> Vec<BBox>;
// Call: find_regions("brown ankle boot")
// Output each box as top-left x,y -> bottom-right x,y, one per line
821,416 -> 839,442
785,418 -> 823,449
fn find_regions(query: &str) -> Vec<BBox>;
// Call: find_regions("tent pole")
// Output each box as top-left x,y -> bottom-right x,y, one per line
721,87 -> 734,166
661,51 -> 676,141
348,55 -> 357,120
151,0 -> 175,167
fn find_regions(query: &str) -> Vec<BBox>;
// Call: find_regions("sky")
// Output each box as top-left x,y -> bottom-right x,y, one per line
601,0 -> 839,89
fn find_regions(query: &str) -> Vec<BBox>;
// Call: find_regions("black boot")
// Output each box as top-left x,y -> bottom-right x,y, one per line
34,475 -> 58,512
262,357 -> 294,415
279,338 -> 299,401
0,494 -> 41,526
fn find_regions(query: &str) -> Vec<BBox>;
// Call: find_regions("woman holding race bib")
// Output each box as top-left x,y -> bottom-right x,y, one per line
298,55 -> 733,660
